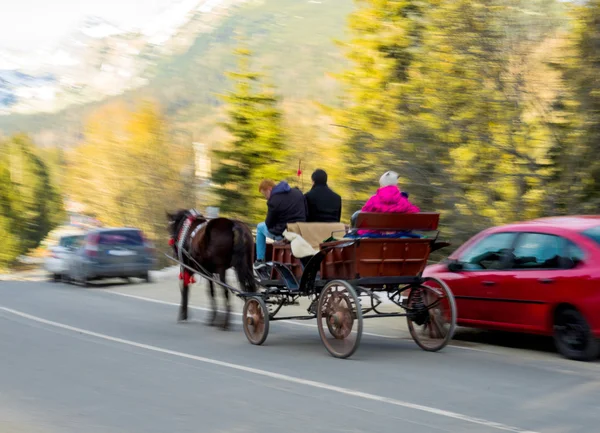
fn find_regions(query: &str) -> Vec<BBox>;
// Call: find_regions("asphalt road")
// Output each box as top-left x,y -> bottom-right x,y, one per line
1,278 -> 600,433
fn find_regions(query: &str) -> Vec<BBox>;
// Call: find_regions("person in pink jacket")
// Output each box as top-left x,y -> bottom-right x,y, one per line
353,171 -> 420,236
362,171 -> 420,213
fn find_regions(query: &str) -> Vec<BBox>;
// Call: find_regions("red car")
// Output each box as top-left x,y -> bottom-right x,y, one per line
423,216 -> 600,361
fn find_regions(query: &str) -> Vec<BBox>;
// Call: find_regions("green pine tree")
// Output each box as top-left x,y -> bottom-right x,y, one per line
328,0 -> 427,214
0,134 -> 65,267
330,0 -> 566,240
558,0 -> 600,211
0,156 -> 20,268
211,46 -> 288,223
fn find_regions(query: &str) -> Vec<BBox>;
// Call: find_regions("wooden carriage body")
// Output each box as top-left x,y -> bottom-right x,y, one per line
267,212 -> 441,282
245,212 -> 455,359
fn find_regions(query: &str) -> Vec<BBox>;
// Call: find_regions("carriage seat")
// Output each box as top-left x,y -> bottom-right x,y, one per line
345,212 -> 440,238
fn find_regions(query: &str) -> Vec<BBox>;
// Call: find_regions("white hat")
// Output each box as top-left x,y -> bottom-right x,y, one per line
379,171 -> 399,187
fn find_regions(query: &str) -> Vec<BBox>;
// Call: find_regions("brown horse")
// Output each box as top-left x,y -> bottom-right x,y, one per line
166,209 -> 257,329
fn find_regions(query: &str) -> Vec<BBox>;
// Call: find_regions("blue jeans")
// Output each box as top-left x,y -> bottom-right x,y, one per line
256,222 -> 283,261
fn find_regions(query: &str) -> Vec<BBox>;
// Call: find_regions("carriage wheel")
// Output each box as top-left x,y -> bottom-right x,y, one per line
243,297 -> 269,346
406,277 -> 456,352
326,291 -> 354,339
317,280 -> 363,359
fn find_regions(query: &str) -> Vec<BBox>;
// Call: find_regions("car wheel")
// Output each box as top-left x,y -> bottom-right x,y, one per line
51,273 -> 60,282
143,272 -> 152,284
553,307 -> 599,361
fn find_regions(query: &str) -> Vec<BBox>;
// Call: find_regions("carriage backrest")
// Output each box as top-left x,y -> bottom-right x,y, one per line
355,212 -> 440,231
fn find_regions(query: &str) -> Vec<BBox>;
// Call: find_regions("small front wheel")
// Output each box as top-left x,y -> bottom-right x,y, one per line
317,280 -> 363,359
406,277 -> 457,352
243,297 -> 270,346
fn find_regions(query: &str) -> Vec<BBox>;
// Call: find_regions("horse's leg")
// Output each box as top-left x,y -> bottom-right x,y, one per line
219,269 -> 231,331
178,274 -> 189,322
207,279 -> 217,327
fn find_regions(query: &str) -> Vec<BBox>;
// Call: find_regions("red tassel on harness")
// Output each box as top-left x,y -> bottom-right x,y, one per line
168,238 -> 175,246
179,271 -> 195,285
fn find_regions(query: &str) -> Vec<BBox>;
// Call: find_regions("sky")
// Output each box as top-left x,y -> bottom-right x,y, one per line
0,0 -> 175,51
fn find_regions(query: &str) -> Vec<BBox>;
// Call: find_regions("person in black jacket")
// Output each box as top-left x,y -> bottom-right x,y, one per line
255,179 -> 307,262
304,169 -> 342,222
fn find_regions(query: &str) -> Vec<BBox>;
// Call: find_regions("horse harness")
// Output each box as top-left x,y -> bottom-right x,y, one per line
170,209 -> 207,283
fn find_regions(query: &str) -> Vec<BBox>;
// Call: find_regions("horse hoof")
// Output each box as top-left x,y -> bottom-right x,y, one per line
205,313 -> 217,327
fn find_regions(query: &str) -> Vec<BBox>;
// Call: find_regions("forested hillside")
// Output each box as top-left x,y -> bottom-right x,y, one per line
0,0 -> 354,142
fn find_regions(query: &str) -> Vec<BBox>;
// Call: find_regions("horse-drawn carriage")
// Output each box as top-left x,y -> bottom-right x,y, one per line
166,210 -> 457,359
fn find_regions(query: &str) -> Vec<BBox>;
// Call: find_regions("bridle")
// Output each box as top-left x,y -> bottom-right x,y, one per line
169,209 -> 208,263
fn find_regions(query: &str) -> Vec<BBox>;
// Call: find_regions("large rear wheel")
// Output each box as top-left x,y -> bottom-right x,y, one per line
317,280 -> 363,359
406,277 -> 456,352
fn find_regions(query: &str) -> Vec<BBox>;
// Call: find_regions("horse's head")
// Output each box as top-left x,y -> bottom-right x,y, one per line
166,209 -> 189,241
166,209 -> 207,250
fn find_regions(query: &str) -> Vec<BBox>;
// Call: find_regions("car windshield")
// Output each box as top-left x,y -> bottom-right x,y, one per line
581,225 -> 600,245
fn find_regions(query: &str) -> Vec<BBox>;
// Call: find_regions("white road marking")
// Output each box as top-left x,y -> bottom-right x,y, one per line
107,291 -> 397,337
0,305 -> 537,433
106,291 -> 496,353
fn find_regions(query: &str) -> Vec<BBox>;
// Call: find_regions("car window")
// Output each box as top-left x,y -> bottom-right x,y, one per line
510,233 -> 569,270
565,240 -> 585,264
459,232 -> 517,270
59,236 -> 74,247
73,235 -> 85,248
581,225 -> 600,246
60,235 -> 83,248
99,230 -> 144,246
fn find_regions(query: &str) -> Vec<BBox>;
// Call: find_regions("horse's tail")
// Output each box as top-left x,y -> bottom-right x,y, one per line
232,221 -> 257,293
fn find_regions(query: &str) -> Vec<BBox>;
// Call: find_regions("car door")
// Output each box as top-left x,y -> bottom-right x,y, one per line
64,235 -> 85,274
446,231 -> 519,324
67,236 -> 88,280
57,235 -> 82,269
482,232 -> 578,332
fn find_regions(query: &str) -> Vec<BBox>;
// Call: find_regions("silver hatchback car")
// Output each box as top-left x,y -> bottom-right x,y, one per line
66,227 -> 157,286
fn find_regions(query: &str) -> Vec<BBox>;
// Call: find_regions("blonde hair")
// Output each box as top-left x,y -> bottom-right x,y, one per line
258,179 -> 276,192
